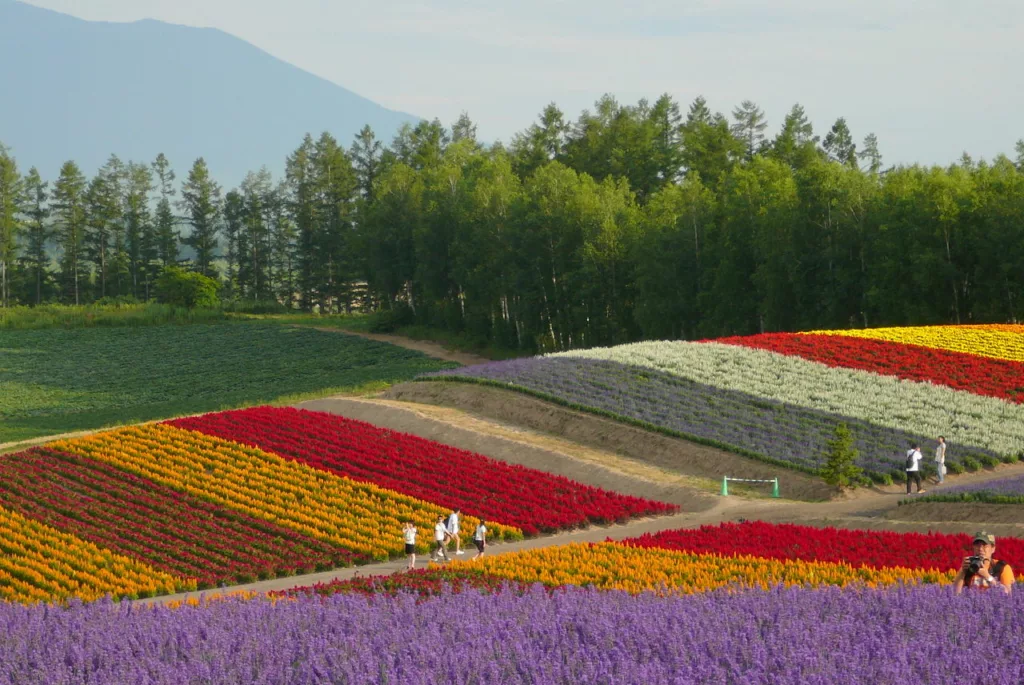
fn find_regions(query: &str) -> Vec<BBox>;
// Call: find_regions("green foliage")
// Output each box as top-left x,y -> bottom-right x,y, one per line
978,454 -> 1002,468
868,471 -> 894,486
961,456 -> 982,472
819,423 -> 863,489
1002,453 -> 1021,464
0,303 -> 227,330
944,459 -> 965,475
154,266 -> 220,309
0,323 -> 455,442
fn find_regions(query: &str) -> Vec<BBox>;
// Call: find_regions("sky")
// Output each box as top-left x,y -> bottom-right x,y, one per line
22,0 -> 1024,167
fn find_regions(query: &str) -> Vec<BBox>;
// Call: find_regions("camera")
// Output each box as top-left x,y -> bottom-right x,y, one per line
967,555 -> 984,574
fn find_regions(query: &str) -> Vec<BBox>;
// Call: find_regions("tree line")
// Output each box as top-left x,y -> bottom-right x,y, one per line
1,95 -> 1023,351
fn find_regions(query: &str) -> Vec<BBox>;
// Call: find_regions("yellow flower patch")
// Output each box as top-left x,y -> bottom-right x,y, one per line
804,325 -> 1024,363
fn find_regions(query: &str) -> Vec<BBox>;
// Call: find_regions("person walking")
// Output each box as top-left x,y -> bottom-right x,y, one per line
403,521 -> 418,570
432,515 -> 451,562
905,443 -> 925,494
473,520 -> 487,559
934,436 -> 947,484
447,509 -> 464,555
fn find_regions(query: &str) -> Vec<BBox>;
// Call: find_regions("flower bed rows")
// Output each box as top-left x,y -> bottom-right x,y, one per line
623,521 -> 1023,572
0,448 -> 352,588
169,407 -> 675,535
424,357 -> 984,477
806,324 -> 1024,362
52,424 -> 523,562
7,586 -> 1024,684
716,333 -> 1024,404
0,506 -> 182,603
911,474 -> 1024,505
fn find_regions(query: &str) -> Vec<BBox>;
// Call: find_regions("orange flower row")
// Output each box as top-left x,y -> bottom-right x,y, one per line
0,505 -> 184,604
53,425 -> 521,562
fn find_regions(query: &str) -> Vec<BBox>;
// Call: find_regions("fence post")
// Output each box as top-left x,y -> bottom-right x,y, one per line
721,476 -> 729,497
771,478 -> 780,498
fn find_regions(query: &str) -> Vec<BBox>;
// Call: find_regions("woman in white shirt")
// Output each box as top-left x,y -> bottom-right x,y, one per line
403,521 -> 418,569
473,520 -> 487,559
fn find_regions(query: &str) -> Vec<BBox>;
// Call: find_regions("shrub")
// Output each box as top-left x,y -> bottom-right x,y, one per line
945,459 -> 965,475
869,471 -> 894,486
819,424 -> 863,489
369,303 -> 414,333
1002,453 -> 1020,464
154,267 -> 220,309
979,454 -> 1002,468
961,456 -> 982,472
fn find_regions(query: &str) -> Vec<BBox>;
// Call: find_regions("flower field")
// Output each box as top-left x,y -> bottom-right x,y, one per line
0,407 -> 675,603
423,324 -> 1024,479
5,585 -> 1024,684
169,407 -> 675,535
911,474 -> 1024,505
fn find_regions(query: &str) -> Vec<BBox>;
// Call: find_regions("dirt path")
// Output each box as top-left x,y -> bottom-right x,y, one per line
302,327 -> 493,367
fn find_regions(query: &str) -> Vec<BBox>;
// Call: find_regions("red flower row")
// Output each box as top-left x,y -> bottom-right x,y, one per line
623,521 -> 1024,572
715,333 -> 1024,404
0,448 -> 358,588
170,407 -> 677,536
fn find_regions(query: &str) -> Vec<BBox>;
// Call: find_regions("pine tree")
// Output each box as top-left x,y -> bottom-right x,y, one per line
820,423 -> 863,489
351,126 -> 382,203
179,158 -> 222,278
124,161 -> 155,298
286,135 -> 318,309
731,100 -> 768,160
450,112 -> 478,144
222,189 -> 243,299
20,168 -> 49,304
823,118 -> 858,167
1015,139 -> 1024,170
152,153 -> 178,267
52,161 -> 88,304
83,156 -> 124,299
858,133 -> 883,174
0,143 -> 24,307
770,104 -> 819,168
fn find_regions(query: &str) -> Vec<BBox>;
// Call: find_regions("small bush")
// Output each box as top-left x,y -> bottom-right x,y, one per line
154,267 -> 220,309
961,456 -> 982,472
1002,453 -> 1020,464
979,454 -> 1002,468
869,471 -> 894,486
369,304 -> 414,333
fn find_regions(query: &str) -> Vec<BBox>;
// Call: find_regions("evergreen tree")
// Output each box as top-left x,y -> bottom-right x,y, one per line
237,167 -> 273,300
450,112 -> 478,144
83,156 -> 125,299
770,104 -> 819,168
823,118 -> 858,167
152,153 -> 179,266
221,189 -> 243,299
820,423 -> 863,489
858,133 -> 883,174
350,126 -> 382,203
1015,139 -> 1024,170
680,97 -> 744,187
509,103 -> 567,178
731,100 -> 768,160
51,161 -> 88,304
286,135 -> 318,309
20,167 -> 49,304
179,158 -> 222,278
124,161 -> 155,298
0,143 -> 24,307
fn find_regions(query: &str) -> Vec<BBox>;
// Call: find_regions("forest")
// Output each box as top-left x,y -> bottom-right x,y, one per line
2,94 -> 1023,351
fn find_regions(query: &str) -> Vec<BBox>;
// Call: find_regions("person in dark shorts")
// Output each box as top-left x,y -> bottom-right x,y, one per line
432,515 -> 451,562
473,520 -> 487,559
403,521 -> 418,569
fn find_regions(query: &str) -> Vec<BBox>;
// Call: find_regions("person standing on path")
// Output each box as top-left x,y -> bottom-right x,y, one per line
934,436 -> 947,484
432,515 -> 451,562
473,520 -> 487,559
403,521 -> 418,570
905,443 -> 926,494
447,509 -> 463,555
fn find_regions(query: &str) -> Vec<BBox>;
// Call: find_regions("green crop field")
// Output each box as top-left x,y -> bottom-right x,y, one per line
0,323 -> 456,443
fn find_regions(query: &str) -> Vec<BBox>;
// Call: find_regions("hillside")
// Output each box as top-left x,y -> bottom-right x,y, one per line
0,0 -> 419,185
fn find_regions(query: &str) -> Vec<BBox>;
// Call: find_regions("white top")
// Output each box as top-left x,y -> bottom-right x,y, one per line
906,448 -> 923,472
935,443 -> 946,463
474,523 -> 487,541
434,521 -> 448,541
446,512 -> 460,535
403,527 -> 417,545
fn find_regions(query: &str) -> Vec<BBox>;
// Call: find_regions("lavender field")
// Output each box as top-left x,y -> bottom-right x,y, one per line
423,358 -> 997,477
916,474 -> 1024,504
3,585 -> 1022,684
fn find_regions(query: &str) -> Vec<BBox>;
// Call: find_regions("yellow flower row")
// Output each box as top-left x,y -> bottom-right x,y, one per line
0,505 -> 185,604
447,542 -> 953,594
54,425 -> 522,562
804,324 -> 1024,363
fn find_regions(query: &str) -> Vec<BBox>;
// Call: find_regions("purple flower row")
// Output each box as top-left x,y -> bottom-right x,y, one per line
917,473 -> 1024,503
423,357 -> 997,475
3,585 -> 1023,683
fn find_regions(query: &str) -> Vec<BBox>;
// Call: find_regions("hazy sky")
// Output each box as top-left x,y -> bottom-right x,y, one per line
23,0 -> 1024,166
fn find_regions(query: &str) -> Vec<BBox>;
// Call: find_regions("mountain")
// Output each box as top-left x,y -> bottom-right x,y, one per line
0,0 -> 420,187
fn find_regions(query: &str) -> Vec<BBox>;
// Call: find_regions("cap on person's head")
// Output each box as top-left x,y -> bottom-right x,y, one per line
973,531 -> 996,546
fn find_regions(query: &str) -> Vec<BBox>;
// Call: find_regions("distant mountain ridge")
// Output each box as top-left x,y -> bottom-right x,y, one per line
0,0 -> 420,186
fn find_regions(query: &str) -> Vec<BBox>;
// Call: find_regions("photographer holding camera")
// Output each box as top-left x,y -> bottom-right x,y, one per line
953,531 -> 1013,595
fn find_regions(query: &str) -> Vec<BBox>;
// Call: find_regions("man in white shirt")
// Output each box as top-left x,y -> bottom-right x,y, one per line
446,509 -> 463,555
905,443 -> 925,494
934,436 -> 947,484
432,515 -> 451,562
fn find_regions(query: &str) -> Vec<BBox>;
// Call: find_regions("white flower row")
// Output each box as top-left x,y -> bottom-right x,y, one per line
551,341 -> 1024,456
